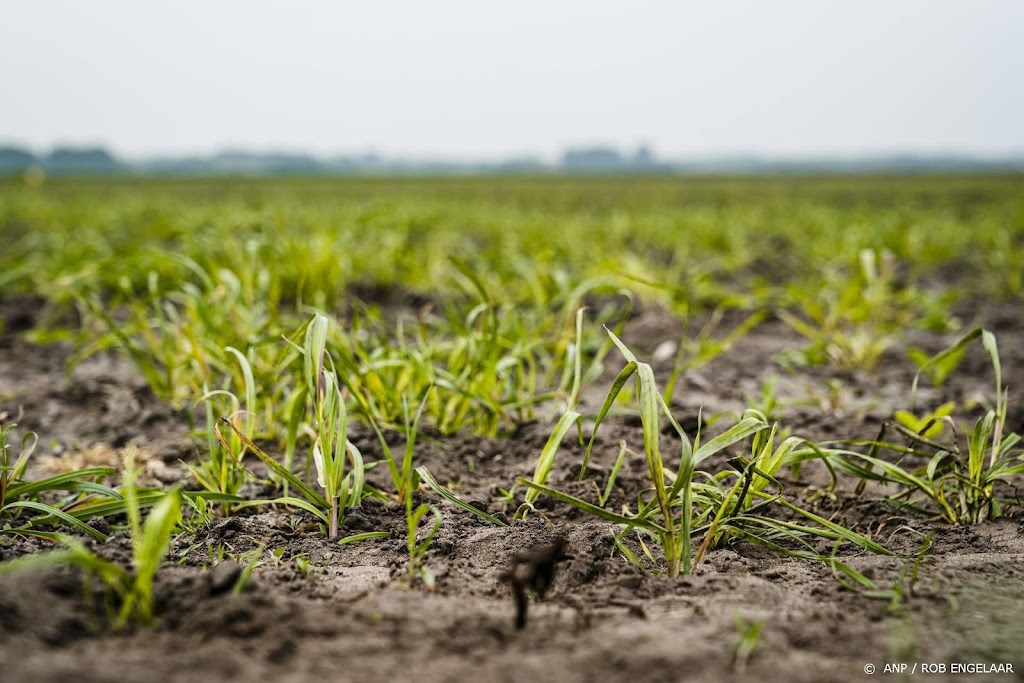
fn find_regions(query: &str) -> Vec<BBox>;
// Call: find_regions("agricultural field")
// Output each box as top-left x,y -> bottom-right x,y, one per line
1,175 -> 1023,682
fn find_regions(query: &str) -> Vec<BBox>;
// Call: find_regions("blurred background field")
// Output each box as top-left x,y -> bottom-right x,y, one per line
3,174 -> 1022,438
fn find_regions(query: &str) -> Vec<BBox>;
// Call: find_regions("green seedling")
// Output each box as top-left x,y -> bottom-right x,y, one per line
270,547 -> 287,567
827,328 -> 1024,524
829,530 -> 933,615
208,543 -> 227,564
304,314 -> 365,538
525,331 -> 889,577
406,495 -> 442,588
528,329 -> 769,577
118,453 -> 182,626
0,451 -> 182,630
0,423 -> 37,507
217,314 -> 368,539
63,247 -> 290,417
294,554 -> 312,575
779,249 -> 955,371
364,390 -> 451,585
320,283 -> 605,440
893,402 -> 954,440
515,409 -> 582,520
732,611 -> 764,673
690,414 -> 886,570
369,396 -> 455,587
4,479 -> 238,542
746,374 -> 782,423
187,349 -> 258,510
597,441 -> 630,508
662,306 -> 768,403
233,544 -> 266,594
1,422 -> 119,541
907,345 -> 965,387
416,466 -> 507,526
368,387 -> 431,505
516,307 -> 587,520
497,486 -> 517,508
179,494 -> 214,535
692,419 -> 800,565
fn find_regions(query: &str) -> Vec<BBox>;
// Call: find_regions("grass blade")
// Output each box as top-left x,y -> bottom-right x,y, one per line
519,478 -> 664,532
416,466 -> 508,526
1,500 -> 110,541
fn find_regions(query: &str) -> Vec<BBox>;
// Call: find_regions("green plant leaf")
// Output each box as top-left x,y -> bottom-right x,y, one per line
416,466 -> 508,526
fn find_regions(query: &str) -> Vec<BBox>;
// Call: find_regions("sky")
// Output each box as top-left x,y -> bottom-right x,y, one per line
2,0 -> 1023,161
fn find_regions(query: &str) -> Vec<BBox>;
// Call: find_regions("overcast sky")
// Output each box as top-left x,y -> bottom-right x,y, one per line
2,1 -> 1023,160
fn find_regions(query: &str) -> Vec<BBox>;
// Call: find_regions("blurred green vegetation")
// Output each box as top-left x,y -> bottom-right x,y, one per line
1,175 -> 1022,437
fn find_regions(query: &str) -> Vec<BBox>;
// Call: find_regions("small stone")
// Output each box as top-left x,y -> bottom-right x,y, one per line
653,340 -> 678,362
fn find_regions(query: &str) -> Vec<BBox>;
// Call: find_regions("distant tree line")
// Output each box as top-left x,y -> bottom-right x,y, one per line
2,144 -> 1022,176
1,146 -> 119,174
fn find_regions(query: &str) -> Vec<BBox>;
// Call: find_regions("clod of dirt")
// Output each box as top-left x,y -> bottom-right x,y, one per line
208,560 -> 243,596
500,536 -> 569,629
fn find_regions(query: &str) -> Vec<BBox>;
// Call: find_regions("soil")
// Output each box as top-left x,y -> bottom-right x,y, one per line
2,295 -> 1024,683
